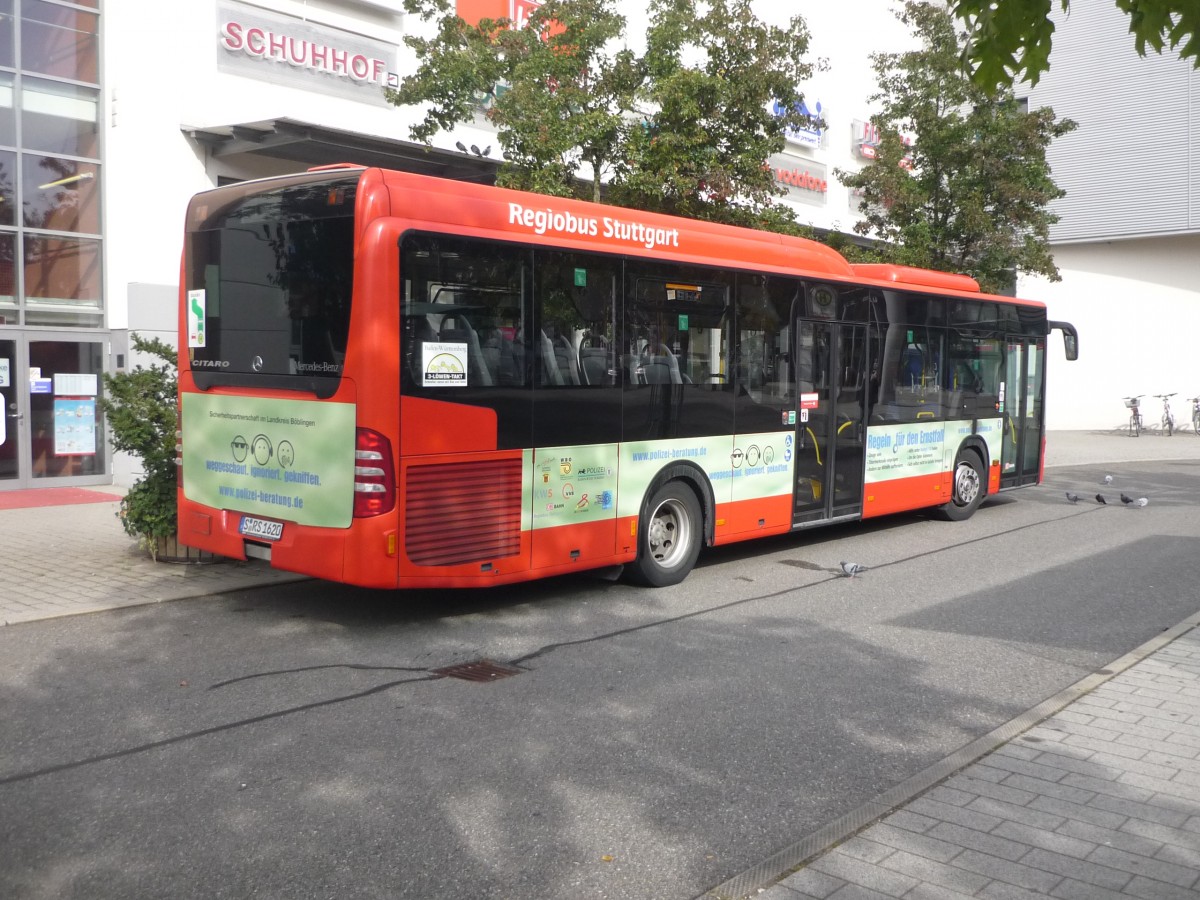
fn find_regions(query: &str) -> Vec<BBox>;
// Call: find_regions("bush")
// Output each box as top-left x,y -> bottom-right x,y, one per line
100,334 -> 178,549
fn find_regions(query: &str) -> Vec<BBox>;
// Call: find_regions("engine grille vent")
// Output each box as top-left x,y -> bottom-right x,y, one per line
405,458 -> 522,566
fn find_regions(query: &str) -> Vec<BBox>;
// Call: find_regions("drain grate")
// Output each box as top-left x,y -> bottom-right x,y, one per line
432,659 -> 524,682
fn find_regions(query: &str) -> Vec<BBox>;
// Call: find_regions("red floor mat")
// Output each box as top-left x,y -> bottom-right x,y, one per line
0,487 -> 121,511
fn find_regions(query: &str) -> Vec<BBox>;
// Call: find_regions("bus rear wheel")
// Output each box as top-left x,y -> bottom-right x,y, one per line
626,482 -> 702,587
938,449 -> 985,521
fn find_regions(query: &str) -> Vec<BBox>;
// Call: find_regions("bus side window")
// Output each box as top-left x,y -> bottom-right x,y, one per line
945,332 -> 1003,419
733,275 -> 796,434
534,252 -> 617,388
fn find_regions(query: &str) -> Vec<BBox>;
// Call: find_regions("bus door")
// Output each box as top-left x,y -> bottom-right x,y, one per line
792,319 -> 867,525
999,336 -> 1045,487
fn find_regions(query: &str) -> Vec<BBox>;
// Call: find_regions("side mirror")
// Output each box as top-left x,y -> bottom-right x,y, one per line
1049,320 -> 1079,361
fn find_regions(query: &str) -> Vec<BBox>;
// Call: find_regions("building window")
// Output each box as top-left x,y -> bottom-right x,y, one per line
20,0 -> 99,84
21,155 -> 98,232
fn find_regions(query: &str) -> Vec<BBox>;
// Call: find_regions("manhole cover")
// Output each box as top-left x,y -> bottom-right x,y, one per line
433,659 -> 524,682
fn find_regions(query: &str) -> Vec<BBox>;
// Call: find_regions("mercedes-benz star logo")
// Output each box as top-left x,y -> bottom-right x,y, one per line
251,355 -> 264,372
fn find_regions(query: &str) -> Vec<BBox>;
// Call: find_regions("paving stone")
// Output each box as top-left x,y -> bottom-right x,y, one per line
966,796 -> 1067,831
777,866 -> 846,898
1056,818 -> 1163,858
908,797 -> 1003,835
1021,847 -> 1133,891
1123,874 -> 1200,900
1086,846 -> 1199,888
992,820 -> 1096,859
877,849 -> 990,895
811,851 -> 921,896
927,822 -> 1029,862
1029,795 -> 1128,830
949,849 -> 1063,893
881,809 -> 937,835
858,823 -> 962,864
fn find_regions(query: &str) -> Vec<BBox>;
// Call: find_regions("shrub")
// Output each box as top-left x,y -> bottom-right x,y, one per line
100,334 -> 178,551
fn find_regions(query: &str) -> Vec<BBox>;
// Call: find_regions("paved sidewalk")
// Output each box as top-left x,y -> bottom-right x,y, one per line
1,485 -> 304,627
748,627 -> 1200,900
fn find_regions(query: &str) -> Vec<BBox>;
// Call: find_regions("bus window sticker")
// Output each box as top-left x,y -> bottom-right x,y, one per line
422,341 -> 469,387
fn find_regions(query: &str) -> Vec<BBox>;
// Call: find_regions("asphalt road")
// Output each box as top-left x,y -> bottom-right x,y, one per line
3,459 -> 1200,900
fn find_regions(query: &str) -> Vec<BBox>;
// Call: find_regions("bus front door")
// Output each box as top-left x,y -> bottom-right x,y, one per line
999,336 -> 1045,488
792,320 -> 867,526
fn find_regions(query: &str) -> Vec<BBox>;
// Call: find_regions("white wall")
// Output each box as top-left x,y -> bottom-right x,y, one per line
1022,234 -> 1200,431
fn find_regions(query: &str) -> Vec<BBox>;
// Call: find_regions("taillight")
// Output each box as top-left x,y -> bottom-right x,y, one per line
353,427 -> 395,517
176,429 -> 183,486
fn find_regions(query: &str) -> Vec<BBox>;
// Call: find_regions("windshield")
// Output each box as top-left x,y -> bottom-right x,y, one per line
185,171 -> 360,397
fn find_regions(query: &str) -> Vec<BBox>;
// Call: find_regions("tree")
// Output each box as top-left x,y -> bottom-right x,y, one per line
390,0 -> 816,228
390,0 -> 645,201
837,1 -> 1077,294
951,0 -> 1200,88
609,0 -> 815,230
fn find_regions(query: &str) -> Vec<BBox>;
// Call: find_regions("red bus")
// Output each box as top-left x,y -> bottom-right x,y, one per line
177,166 -> 1077,588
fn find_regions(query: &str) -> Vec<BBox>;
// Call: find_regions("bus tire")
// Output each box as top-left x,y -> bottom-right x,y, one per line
938,449 -> 985,522
626,481 -> 702,587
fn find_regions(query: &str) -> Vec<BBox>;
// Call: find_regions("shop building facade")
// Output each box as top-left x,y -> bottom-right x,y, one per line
22,0 -> 1090,490
1019,3 -> 1200,430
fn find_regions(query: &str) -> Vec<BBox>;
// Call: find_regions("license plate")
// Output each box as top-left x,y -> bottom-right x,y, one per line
239,516 -> 283,542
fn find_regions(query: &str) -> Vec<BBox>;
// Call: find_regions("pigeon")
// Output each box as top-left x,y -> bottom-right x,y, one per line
1065,492 -> 1079,503
1120,493 -> 1134,505
1102,475 -> 1113,485
1135,497 -> 1149,507
1096,494 -> 1107,504
839,561 -> 867,577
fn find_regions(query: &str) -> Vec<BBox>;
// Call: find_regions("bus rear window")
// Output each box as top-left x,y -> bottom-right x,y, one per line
185,172 -> 359,396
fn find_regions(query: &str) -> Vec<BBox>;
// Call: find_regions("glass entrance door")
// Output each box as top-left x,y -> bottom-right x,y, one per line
792,320 -> 867,524
999,337 -> 1045,488
0,334 -> 108,489
0,338 -> 24,483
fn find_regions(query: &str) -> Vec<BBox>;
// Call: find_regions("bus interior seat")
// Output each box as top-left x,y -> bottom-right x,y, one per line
538,331 -> 565,385
579,339 -> 608,386
440,317 -> 493,386
555,334 -> 581,385
639,343 -> 683,384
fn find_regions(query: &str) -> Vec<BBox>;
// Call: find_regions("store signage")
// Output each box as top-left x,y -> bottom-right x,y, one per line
852,118 -> 914,169
769,154 -> 828,207
217,1 -> 398,105
772,98 -> 824,149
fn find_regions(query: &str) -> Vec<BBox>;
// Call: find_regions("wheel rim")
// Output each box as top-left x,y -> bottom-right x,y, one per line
647,498 -> 691,568
954,461 -> 980,507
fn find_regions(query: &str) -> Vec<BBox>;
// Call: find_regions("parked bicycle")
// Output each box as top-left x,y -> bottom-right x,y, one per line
1155,393 -> 1176,436
1124,395 -> 1143,437
1191,395 -> 1200,436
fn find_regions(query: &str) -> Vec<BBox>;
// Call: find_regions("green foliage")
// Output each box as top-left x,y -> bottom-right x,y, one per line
608,0 -> 815,227
836,1 -> 1077,294
391,0 -> 815,231
392,0 -> 642,202
100,334 -> 178,544
952,0 -> 1200,88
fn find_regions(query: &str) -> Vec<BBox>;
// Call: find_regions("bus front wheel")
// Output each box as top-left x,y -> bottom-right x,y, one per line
626,482 -> 702,587
938,450 -> 985,521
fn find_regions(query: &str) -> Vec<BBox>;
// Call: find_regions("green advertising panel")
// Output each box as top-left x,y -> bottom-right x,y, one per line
532,445 -> 618,529
864,419 -> 1001,485
182,394 -> 357,528
619,432 -> 793,518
